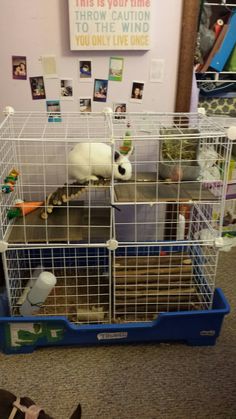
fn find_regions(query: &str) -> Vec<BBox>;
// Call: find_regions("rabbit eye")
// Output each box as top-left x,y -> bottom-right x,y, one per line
118,165 -> 125,175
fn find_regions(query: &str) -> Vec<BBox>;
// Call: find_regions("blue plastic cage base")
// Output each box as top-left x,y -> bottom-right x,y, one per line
0,288 -> 230,354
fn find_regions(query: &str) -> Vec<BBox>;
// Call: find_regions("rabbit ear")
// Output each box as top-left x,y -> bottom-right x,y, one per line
126,146 -> 134,158
114,151 -> 121,162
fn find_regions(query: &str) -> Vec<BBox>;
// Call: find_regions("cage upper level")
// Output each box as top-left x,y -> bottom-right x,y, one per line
0,110 -> 232,248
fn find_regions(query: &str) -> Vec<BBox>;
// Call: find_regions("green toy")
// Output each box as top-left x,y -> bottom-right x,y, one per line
120,122 -> 133,155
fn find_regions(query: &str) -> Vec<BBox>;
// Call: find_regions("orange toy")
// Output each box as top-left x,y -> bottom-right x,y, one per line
7,201 -> 44,219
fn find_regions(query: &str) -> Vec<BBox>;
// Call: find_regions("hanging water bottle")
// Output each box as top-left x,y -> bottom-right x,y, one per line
20,271 -> 57,316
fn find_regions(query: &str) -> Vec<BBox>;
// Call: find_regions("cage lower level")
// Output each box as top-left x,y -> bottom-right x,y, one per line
4,243 -> 218,324
0,242 -> 230,353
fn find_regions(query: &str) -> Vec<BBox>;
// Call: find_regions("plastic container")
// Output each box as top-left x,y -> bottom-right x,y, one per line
0,288 -> 230,354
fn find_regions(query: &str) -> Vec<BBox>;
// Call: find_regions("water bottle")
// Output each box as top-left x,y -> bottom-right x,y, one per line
20,271 -> 57,316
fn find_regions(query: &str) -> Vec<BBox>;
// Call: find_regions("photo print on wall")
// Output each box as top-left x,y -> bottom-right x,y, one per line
60,79 -> 73,99
130,81 -> 145,103
93,79 -> 108,102
12,56 -> 27,80
29,76 -> 46,100
79,60 -> 92,81
113,102 -> 127,119
46,100 -> 62,122
79,98 -> 92,112
109,57 -> 124,82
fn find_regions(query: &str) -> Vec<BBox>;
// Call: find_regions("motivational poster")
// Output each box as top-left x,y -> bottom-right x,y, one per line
68,0 -> 152,50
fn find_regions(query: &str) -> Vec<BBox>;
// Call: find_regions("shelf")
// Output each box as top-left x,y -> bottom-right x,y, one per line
7,206 -> 111,244
114,173 -> 218,203
114,183 -> 218,203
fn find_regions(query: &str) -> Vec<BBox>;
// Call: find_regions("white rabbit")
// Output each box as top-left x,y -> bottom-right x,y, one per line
68,142 -> 132,183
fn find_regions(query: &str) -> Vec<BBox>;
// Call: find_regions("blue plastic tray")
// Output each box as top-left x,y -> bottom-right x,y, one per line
0,288 -> 230,354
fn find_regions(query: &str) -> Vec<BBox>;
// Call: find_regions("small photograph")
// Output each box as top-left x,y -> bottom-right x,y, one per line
12,56 -> 27,80
93,79 -> 108,102
60,79 -> 73,99
79,98 -> 92,112
46,100 -> 62,122
113,102 -> 127,119
109,57 -> 124,82
130,81 -> 145,103
29,76 -> 46,100
79,60 -> 92,81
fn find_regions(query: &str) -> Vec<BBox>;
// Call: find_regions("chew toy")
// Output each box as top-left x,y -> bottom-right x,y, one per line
1,169 -> 19,193
7,201 -> 44,219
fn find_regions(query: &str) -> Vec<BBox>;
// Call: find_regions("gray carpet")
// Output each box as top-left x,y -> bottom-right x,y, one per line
0,249 -> 235,419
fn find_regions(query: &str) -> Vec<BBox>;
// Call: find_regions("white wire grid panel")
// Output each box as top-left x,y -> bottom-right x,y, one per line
112,112 -> 230,243
4,247 -> 111,324
0,111 -> 112,140
4,242 -> 217,324
0,112 -> 113,245
208,116 -> 236,127
112,113 -> 230,205
0,111 -> 231,247
113,243 -> 218,322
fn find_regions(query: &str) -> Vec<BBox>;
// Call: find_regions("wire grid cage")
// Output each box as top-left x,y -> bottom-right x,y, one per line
0,111 -> 232,325
0,111 -> 230,246
4,241 -> 217,324
4,247 -> 111,324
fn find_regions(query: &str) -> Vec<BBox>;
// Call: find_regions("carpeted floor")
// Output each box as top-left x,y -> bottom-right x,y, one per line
0,249 -> 235,419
